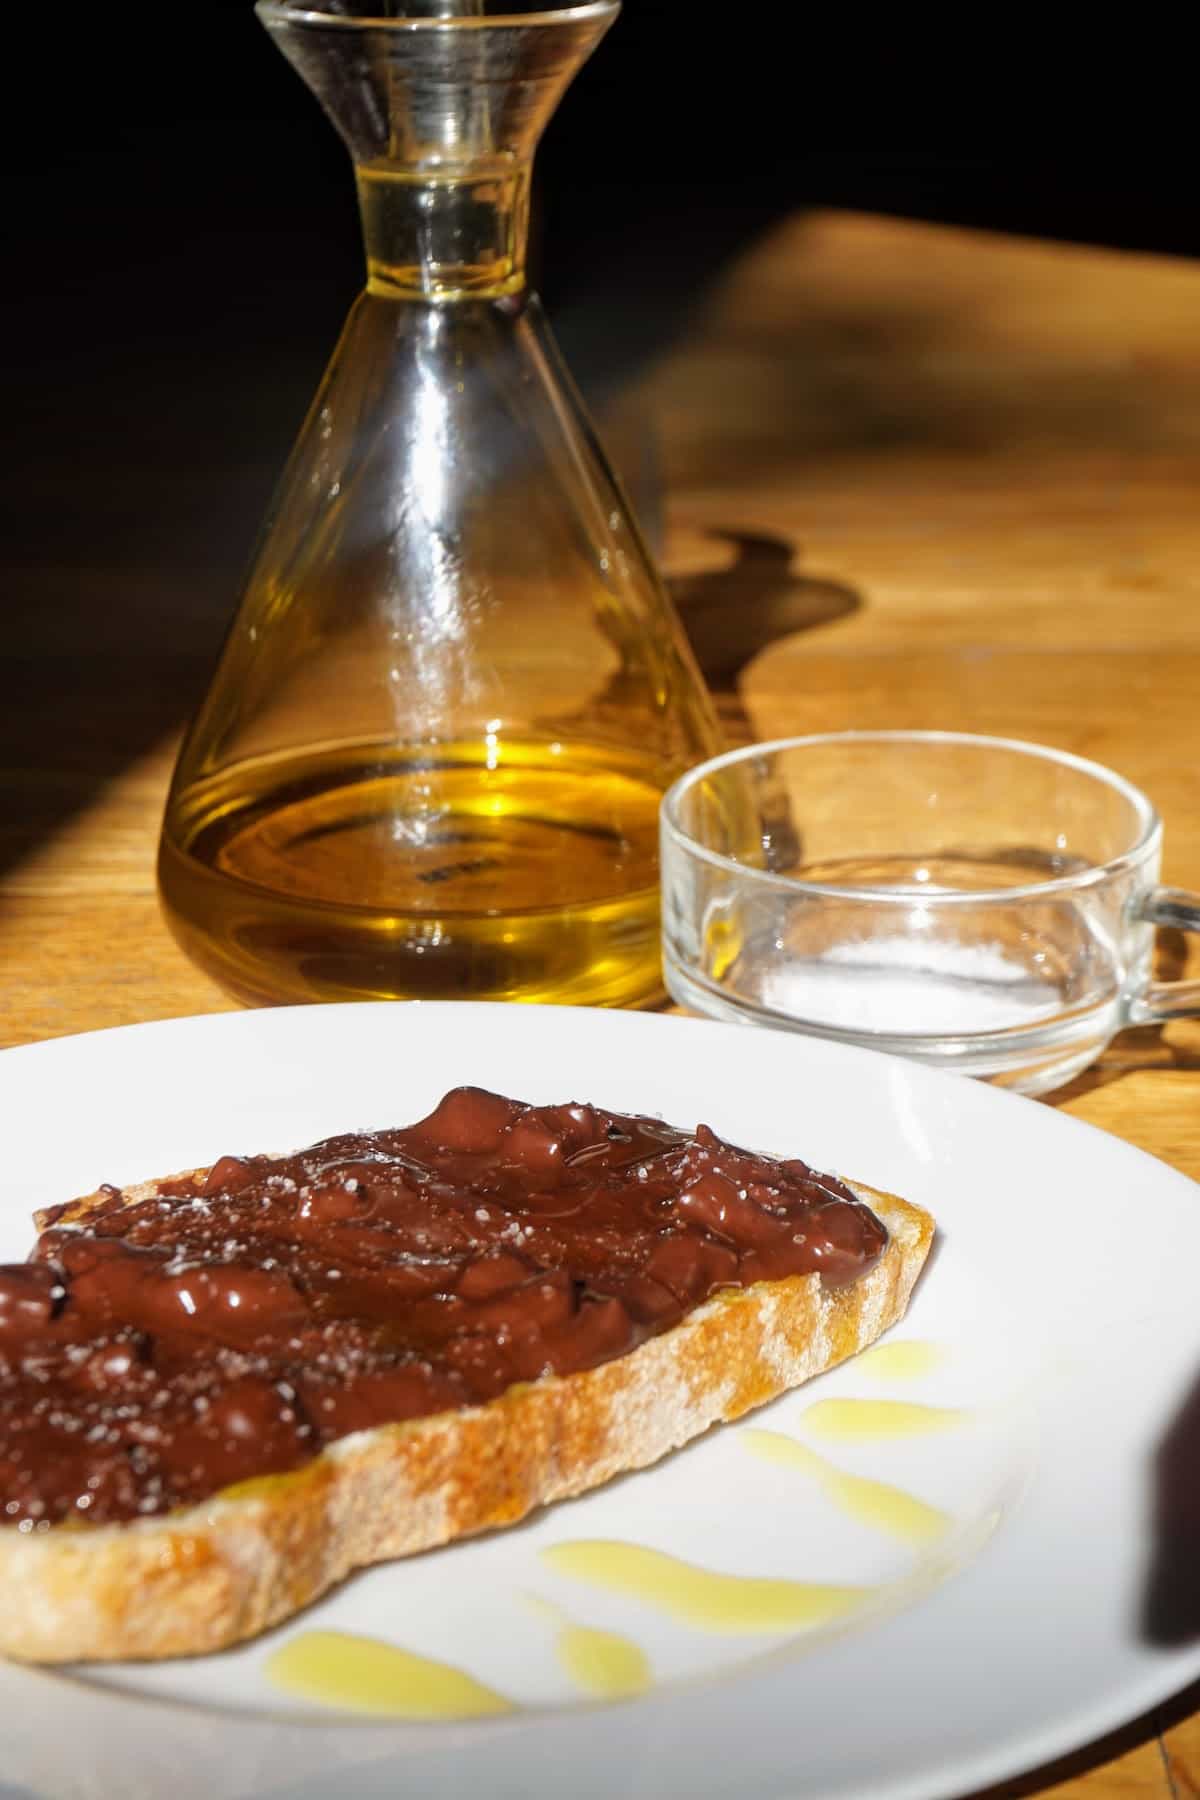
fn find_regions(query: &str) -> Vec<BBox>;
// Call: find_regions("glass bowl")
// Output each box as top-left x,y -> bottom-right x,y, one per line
660,731 -> 1200,1095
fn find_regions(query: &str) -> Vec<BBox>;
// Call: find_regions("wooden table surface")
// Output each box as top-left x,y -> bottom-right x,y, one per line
4,211 -> 1200,1796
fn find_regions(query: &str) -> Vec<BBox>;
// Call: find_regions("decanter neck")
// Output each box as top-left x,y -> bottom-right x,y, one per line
356,156 -> 530,302
259,1 -> 618,306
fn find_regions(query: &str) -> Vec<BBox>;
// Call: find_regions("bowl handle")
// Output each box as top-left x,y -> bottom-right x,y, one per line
1128,887 -> 1200,1023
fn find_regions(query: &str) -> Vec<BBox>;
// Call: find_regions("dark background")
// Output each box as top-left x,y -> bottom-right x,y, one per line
8,5 -> 1196,565
3,2 -> 1194,753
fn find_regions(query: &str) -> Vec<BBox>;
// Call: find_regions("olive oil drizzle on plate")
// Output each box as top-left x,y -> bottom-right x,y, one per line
541,1541 -> 867,1635
265,1630 -> 513,1719
739,1430 -> 950,1547
526,1594 -> 652,1698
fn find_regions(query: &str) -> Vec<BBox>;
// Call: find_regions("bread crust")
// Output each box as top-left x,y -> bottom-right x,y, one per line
3,1174 -> 933,1663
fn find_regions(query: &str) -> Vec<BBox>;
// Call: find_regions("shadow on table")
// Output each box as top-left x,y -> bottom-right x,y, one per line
1159,1671 -> 1200,1732
668,529 -> 862,690
0,648 -> 207,889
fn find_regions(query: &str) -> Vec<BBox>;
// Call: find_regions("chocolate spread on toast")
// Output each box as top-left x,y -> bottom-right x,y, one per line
0,1088 -> 886,1525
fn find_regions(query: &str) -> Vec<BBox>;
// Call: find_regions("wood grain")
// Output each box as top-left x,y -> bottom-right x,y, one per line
1164,1681 -> 1200,1797
4,211 -> 1200,1795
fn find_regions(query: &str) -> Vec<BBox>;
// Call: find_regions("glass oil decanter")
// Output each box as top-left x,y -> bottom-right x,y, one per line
158,0 -> 720,1010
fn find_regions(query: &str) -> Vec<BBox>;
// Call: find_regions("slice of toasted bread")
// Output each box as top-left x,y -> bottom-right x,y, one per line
0,1159 -> 932,1666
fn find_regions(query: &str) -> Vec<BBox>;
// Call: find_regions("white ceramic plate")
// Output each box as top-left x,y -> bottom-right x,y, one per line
0,1004 -> 1198,1800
